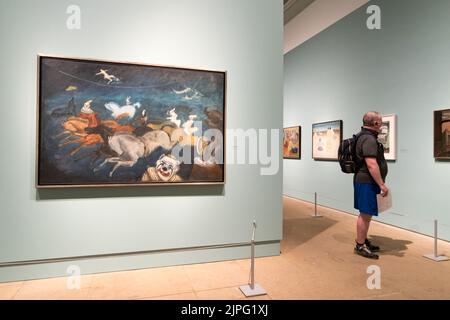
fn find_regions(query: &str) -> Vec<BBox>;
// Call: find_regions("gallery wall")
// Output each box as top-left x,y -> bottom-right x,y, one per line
0,0 -> 283,282
284,0 -> 369,53
284,0 -> 450,241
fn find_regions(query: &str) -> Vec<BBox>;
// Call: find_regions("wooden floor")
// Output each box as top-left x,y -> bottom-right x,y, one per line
1,196 -> 449,300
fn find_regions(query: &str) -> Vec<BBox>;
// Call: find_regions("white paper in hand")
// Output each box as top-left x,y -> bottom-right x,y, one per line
377,191 -> 392,213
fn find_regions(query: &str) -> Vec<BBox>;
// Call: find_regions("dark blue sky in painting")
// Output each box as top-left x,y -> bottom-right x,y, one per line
41,57 -> 225,123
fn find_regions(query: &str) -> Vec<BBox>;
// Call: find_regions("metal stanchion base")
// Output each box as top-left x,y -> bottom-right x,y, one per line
239,284 -> 267,297
311,214 -> 323,218
423,254 -> 449,262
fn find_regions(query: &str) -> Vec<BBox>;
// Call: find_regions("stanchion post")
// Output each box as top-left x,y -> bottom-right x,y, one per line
240,220 -> 267,297
315,192 -> 317,215
312,192 -> 322,218
250,229 -> 255,289
423,219 -> 449,262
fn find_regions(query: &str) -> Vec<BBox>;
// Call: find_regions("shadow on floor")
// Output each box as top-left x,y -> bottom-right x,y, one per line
369,235 -> 413,257
281,216 -> 339,253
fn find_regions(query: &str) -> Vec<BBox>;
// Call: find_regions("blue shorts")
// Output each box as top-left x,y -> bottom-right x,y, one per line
354,182 -> 381,216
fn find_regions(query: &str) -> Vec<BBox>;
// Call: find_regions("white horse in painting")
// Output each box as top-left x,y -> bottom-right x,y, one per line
94,130 -> 176,177
172,86 -> 203,100
104,96 -> 142,119
172,87 -> 191,95
166,107 -> 181,127
95,69 -> 120,84
182,115 -> 198,135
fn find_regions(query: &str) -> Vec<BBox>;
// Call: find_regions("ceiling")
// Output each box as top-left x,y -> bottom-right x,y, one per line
284,0 -> 316,24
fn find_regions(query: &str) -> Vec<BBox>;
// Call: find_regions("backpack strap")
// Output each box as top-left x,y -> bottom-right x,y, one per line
353,132 -> 370,174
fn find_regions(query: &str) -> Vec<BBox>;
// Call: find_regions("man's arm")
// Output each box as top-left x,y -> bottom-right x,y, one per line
365,157 -> 389,196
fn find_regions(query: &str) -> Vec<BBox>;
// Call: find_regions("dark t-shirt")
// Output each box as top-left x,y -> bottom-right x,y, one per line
354,127 -> 388,184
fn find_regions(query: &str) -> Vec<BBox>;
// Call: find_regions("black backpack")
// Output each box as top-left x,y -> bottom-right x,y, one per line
338,133 -> 365,174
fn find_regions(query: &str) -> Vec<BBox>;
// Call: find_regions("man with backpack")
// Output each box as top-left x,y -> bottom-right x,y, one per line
352,111 -> 389,259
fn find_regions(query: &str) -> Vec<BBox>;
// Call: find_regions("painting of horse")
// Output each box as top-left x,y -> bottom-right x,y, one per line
37,55 -> 226,187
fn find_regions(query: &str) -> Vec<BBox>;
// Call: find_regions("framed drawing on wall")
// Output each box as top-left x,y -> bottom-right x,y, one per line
312,120 -> 342,161
434,108 -> 450,160
283,126 -> 301,159
379,114 -> 397,160
36,55 -> 226,188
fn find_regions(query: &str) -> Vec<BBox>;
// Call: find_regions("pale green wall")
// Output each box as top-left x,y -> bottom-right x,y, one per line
0,0 -> 283,282
284,0 -> 450,241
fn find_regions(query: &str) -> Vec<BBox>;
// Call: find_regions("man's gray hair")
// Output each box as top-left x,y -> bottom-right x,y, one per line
363,111 -> 382,126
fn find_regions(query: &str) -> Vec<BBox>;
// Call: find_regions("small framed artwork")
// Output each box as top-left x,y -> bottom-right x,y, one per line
283,126 -> 301,159
312,120 -> 343,161
378,114 -> 397,160
434,108 -> 450,160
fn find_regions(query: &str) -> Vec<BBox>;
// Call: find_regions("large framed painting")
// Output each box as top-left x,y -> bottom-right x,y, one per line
283,126 -> 301,159
37,55 -> 226,187
378,114 -> 397,160
434,108 -> 450,160
312,120 -> 342,161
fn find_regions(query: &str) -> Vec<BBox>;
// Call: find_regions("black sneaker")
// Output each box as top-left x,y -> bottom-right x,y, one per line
365,239 -> 380,252
354,244 -> 379,259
